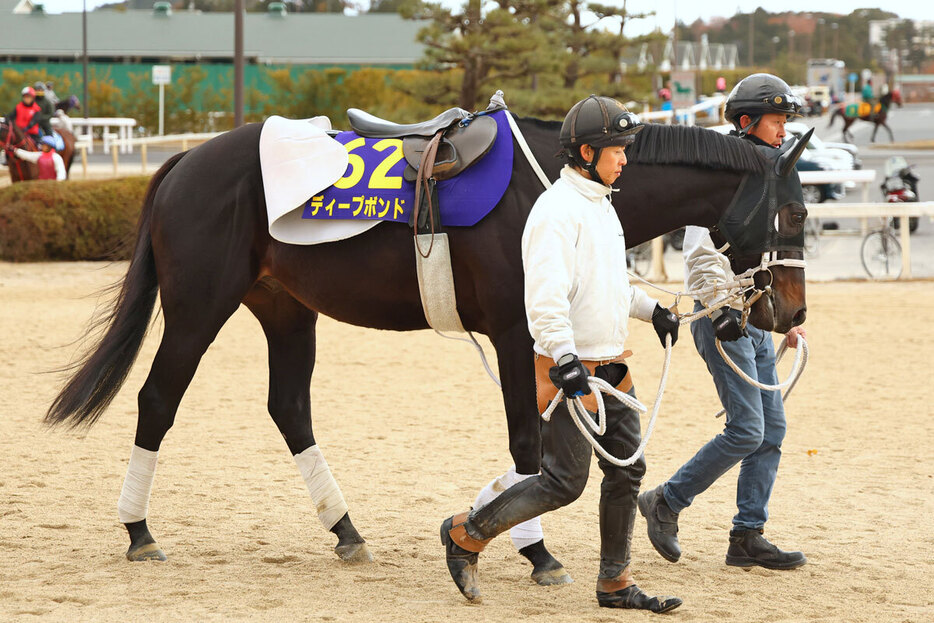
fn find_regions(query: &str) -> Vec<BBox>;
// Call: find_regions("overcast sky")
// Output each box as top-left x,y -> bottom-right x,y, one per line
36,1 -> 934,37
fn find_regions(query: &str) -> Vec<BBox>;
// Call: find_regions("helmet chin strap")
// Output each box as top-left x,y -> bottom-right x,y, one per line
573,145 -> 609,186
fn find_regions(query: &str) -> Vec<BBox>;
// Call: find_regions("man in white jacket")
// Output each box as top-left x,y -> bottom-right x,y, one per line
440,96 -> 681,613
639,74 -> 808,571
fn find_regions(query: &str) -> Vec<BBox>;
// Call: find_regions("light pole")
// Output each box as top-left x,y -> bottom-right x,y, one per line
772,36 -> 780,67
234,0 -> 244,128
831,22 -> 839,59
82,0 -> 88,119
788,29 -> 796,64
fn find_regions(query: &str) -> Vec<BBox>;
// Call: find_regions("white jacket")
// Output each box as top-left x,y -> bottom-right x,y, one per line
522,166 -> 658,361
682,225 -> 741,311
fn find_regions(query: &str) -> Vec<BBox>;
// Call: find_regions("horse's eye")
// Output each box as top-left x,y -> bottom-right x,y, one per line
792,213 -> 805,225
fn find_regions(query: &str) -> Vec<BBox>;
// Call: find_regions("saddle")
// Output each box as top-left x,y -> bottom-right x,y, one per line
346,106 -> 499,235
346,107 -> 498,182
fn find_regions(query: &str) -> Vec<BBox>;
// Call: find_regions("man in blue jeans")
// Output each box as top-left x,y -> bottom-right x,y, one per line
638,74 -> 808,570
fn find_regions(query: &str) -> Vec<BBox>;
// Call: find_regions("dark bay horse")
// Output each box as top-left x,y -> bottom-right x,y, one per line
45,116 -> 809,577
828,89 -> 902,143
1,120 -> 76,182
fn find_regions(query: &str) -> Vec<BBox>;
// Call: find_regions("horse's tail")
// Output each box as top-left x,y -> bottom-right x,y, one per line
45,151 -> 188,429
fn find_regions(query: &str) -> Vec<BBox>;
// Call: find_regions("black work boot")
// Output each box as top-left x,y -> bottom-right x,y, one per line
596,569 -> 682,614
440,513 -> 490,602
725,528 -> 807,570
637,484 -> 681,562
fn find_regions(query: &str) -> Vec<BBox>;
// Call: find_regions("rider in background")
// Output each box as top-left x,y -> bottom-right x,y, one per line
862,77 -> 876,120
639,73 -> 809,572
8,86 -> 42,142
44,81 -> 60,108
14,135 -> 67,181
439,95 -> 681,613
33,82 -> 55,138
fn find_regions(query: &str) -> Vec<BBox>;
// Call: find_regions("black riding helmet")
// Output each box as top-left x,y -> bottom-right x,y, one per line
560,95 -> 643,185
725,74 -> 803,136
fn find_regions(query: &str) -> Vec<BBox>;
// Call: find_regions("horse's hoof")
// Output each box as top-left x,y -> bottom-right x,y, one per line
126,541 -> 167,562
335,541 -> 373,563
531,566 -> 573,586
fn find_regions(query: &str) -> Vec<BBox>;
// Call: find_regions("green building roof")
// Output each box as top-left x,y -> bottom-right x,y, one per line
0,9 -> 424,65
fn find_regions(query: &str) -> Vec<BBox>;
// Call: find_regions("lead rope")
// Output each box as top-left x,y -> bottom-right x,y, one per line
541,334 -> 673,467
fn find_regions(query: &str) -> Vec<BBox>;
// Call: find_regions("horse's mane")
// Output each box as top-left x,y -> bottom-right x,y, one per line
514,114 -> 767,174
627,124 -> 768,174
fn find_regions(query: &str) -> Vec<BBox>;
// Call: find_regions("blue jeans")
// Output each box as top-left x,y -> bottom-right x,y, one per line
663,302 -> 786,530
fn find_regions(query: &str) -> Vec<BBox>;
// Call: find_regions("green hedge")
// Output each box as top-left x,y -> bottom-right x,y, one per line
0,177 -> 149,262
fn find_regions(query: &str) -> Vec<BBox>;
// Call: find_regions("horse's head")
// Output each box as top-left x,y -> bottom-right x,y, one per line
712,130 -> 811,334
890,89 -> 903,107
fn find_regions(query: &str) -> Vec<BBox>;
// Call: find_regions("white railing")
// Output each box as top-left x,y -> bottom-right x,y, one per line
807,201 -> 934,279
64,117 -> 138,154
646,169 -> 931,281
73,131 -> 225,178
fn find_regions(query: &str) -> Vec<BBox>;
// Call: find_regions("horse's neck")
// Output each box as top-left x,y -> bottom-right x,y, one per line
615,163 -> 743,246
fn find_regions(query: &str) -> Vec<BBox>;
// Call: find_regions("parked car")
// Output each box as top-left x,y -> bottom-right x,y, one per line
784,121 -> 861,170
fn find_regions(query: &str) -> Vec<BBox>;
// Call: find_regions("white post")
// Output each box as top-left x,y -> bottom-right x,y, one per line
899,215 -> 911,279
159,84 -> 165,136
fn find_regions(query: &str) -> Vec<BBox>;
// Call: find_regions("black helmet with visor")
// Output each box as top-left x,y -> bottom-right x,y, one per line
725,74 -> 803,136
560,95 -> 643,185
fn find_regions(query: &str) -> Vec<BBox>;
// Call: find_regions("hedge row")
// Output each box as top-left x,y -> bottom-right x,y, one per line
0,176 -> 149,262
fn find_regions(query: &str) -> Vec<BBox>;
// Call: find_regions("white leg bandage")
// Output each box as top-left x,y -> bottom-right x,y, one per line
294,445 -> 349,531
117,445 -> 159,524
473,465 -> 545,551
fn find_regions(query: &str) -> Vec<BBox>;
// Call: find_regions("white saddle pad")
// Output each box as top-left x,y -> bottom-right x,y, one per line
259,115 -> 379,245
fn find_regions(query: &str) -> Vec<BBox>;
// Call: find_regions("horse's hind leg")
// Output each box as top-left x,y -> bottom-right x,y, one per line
243,279 -> 371,563
488,322 -> 572,585
122,288 -> 248,561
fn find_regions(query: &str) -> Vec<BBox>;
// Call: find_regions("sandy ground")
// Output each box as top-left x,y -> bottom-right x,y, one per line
1,261 -> 932,623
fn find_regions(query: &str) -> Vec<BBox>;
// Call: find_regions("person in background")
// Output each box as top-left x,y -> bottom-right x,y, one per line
8,86 -> 41,140
639,73 -> 808,573
14,135 -> 67,181
716,76 -> 727,93
33,82 -> 55,138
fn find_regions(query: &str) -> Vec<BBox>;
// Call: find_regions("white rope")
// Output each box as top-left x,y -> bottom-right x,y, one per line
433,329 -> 501,388
715,335 -> 808,392
713,336 -> 808,418
541,335 -> 672,467
504,110 -> 552,190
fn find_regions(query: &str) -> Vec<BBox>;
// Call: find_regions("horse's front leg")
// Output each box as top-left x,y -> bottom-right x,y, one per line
486,322 -> 572,586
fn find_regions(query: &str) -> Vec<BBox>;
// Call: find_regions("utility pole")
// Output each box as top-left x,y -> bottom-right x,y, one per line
234,0 -> 244,127
82,0 -> 89,119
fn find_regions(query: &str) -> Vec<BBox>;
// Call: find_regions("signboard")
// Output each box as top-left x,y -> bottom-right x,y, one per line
670,71 -> 696,110
152,65 -> 172,85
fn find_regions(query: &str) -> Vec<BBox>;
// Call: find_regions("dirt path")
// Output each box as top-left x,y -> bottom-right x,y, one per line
1,261 -> 932,622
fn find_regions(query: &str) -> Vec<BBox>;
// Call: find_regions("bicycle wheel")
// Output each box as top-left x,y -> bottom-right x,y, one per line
861,230 -> 902,279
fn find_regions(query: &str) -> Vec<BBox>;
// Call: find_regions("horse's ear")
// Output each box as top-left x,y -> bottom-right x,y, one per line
777,128 -> 813,177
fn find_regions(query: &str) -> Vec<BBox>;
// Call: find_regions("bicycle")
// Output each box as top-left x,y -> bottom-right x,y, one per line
860,218 -> 902,279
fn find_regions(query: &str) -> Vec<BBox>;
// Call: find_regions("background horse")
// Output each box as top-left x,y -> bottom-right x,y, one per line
828,89 -> 902,143
45,115 -> 808,579
1,120 -> 76,182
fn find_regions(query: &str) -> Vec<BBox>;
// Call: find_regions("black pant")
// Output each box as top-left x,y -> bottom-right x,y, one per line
468,389 -> 647,578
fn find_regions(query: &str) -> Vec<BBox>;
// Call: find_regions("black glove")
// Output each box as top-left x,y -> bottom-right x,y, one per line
651,303 -> 679,348
711,307 -> 748,342
549,354 -> 592,397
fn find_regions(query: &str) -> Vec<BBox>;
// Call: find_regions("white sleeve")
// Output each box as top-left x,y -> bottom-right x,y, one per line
53,153 -> 66,180
683,225 -> 729,309
13,148 -> 41,163
629,286 -> 658,322
522,203 -> 577,361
